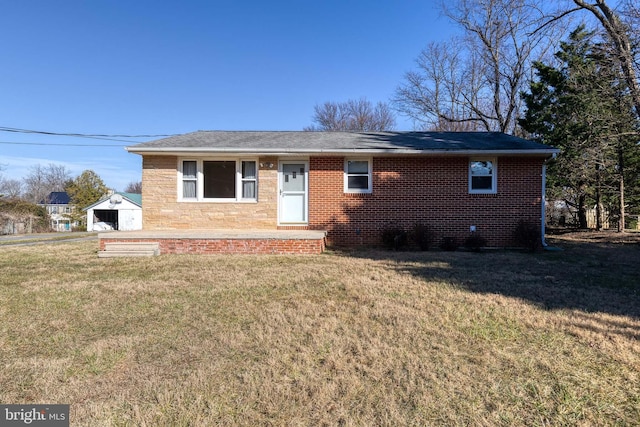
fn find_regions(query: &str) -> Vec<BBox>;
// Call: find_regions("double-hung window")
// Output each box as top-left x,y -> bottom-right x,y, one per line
241,161 -> 257,199
182,160 -> 198,199
344,158 -> 372,193
469,158 -> 497,194
179,159 -> 258,201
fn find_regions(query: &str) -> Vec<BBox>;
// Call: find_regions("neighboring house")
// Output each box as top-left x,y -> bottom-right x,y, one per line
85,192 -> 142,231
39,191 -> 76,232
125,131 -> 559,248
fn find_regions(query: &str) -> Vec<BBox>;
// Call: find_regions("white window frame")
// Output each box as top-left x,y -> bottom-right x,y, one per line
180,160 -> 198,200
469,157 -> 497,194
344,158 -> 372,194
178,158 -> 258,202
240,160 -> 258,200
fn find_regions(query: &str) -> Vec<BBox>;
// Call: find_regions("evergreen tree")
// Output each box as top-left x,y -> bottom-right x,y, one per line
521,26 -> 639,230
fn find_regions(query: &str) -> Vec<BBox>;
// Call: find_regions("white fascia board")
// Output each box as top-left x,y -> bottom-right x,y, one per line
127,146 -> 560,157
83,196 -> 141,211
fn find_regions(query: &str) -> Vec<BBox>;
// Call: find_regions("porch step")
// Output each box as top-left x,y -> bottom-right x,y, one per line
99,242 -> 160,258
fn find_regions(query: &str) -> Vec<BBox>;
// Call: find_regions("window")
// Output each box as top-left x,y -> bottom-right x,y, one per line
179,159 -> 258,201
469,159 -> 497,194
204,161 -> 236,199
344,159 -> 372,193
241,161 -> 257,199
182,160 -> 197,199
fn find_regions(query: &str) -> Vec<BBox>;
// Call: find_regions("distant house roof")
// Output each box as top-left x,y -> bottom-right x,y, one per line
126,131 -> 559,157
83,192 -> 142,211
40,191 -> 70,205
120,192 -> 142,206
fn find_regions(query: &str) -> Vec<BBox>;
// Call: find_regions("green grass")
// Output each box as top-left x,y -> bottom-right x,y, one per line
0,233 -> 638,426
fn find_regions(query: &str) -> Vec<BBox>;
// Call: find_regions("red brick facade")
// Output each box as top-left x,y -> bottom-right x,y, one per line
99,237 -> 325,255
308,156 -> 544,247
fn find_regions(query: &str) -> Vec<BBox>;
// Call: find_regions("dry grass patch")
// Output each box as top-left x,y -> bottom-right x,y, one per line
0,234 -> 638,426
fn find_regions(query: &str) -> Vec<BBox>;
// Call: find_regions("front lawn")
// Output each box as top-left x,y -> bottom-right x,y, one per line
0,233 -> 638,425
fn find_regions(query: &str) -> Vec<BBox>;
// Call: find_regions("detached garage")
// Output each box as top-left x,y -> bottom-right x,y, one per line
85,192 -> 142,231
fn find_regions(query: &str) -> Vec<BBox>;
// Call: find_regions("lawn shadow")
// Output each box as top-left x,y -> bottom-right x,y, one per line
343,236 -> 640,323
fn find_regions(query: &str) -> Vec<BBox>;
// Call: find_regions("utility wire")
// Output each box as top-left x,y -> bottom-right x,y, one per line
0,126 -> 174,147
0,140 -> 127,147
0,126 -> 175,138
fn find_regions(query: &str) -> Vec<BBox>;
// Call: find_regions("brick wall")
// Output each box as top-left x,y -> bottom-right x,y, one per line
141,155 -> 278,230
100,237 -> 325,255
308,156 -> 544,247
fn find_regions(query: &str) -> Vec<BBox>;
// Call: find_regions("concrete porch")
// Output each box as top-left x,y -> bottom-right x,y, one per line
98,229 -> 327,256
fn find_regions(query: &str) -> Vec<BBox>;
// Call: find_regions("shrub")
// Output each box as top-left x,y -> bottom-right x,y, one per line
411,223 -> 434,251
464,233 -> 487,252
0,199 -> 50,233
440,236 -> 458,251
381,224 -> 408,250
513,220 -> 541,252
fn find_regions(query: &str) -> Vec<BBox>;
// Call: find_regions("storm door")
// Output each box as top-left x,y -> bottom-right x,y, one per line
278,161 -> 308,224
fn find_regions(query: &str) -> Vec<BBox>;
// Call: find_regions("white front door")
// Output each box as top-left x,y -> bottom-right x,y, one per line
279,161 -> 308,224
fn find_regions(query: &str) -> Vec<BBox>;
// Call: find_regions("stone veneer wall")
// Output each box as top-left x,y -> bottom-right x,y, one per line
141,155 -> 279,230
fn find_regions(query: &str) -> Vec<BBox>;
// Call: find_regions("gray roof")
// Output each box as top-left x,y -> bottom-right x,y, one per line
126,131 -> 558,156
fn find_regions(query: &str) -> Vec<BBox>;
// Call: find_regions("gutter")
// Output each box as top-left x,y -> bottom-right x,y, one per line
125,146 -> 561,157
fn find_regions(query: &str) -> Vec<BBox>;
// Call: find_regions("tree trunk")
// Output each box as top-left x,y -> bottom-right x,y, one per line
578,193 -> 588,229
619,176 -> 625,232
619,146 -> 626,232
594,164 -> 602,230
595,185 -> 602,231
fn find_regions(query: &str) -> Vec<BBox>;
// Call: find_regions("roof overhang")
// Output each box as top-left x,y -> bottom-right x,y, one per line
126,146 -> 560,157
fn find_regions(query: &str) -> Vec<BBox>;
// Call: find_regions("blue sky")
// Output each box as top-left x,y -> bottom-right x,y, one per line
0,1 -> 455,191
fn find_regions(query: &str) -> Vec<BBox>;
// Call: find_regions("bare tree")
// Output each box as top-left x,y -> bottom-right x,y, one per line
567,0 -> 640,117
22,163 -> 72,204
0,177 -> 23,198
395,0 -> 565,133
124,181 -> 142,194
305,98 -> 396,131
395,41 -> 489,131
0,165 -> 21,198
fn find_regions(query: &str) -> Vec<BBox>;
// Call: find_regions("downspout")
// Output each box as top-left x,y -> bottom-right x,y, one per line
541,163 -> 548,248
541,153 -> 557,248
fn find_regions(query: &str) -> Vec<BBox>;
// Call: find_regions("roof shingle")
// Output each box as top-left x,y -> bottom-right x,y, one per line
127,131 -> 558,155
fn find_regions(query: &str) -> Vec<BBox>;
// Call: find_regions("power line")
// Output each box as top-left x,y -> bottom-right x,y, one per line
0,126 -> 175,138
0,126 -> 174,143
0,140 -> 127,147
0,125 -> 173,147
0,129 -> 145,143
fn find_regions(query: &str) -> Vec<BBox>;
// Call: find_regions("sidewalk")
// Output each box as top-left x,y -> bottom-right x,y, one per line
0,232 -> 97,246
